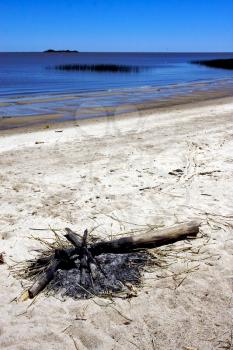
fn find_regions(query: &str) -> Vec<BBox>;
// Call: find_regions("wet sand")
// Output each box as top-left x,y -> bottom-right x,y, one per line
0,85 -> 233,134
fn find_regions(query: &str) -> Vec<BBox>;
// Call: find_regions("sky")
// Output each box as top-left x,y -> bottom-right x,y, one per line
0,0 -> 232,52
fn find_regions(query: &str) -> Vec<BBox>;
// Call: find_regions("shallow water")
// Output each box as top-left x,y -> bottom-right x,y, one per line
0,52 -> 233,127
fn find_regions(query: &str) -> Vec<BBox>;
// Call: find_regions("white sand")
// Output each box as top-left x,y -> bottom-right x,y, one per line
0,97 -> 233,350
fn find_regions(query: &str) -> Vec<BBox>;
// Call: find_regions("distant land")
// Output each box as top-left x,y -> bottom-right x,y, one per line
43,49 -> 79,53
192,58 -> 233,70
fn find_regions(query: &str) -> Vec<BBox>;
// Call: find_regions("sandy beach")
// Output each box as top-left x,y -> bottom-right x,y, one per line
0,96 -> 233,350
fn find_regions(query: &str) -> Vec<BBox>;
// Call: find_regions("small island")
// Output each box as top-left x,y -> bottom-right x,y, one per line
43,49 -> 79,53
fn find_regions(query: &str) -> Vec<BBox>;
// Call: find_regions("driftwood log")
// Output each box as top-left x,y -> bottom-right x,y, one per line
28,220 -> 201,298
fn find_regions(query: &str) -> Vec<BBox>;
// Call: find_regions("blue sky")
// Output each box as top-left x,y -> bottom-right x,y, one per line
0,0 -> 232,52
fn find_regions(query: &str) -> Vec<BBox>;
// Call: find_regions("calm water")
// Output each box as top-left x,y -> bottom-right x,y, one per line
0,52 -> 233,125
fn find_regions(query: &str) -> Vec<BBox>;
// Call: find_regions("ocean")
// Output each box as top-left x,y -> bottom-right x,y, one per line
0,52 -> 233,128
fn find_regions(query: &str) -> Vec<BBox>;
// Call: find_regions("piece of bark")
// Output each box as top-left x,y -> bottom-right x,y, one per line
90,220 -> 201,255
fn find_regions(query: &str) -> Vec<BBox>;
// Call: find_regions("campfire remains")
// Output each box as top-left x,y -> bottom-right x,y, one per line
16,220 -> 201,300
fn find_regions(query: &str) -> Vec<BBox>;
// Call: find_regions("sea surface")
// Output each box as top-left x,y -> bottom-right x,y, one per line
0,52 -> 233,128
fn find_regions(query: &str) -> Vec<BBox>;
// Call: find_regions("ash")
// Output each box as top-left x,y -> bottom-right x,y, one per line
48,252 -> 149,299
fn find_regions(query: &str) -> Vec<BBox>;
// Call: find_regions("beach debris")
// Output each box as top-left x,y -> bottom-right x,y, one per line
0,252 -> 4,264
198,170 -> 221,176
139,185 -> 160,191
168,168 -> 184,176
15,220 -> 201,300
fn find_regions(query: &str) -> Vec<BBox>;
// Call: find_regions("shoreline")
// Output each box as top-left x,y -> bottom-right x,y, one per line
0,86 -> 233,136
